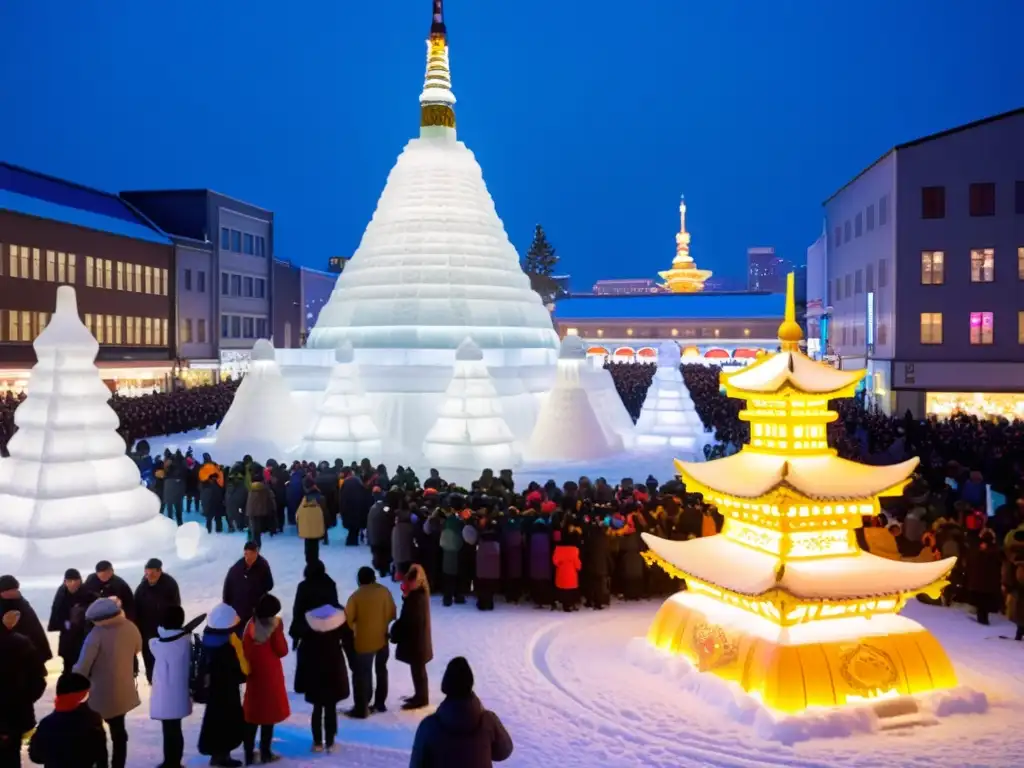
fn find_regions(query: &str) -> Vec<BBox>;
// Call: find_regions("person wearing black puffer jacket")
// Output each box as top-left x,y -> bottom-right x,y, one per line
0,608 -> 48,767
409,657 -> 512,768
288,561 -> 339,652
29,673 -> 108,768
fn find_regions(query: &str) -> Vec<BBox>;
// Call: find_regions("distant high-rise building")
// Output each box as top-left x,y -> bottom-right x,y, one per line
747,247 -> 792,293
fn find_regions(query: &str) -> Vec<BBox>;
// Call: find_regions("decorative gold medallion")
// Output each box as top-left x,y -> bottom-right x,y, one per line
691,622 -> 738,672
839,643 -> 899,695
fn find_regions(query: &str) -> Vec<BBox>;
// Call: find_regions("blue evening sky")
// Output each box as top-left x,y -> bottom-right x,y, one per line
1,1 -> 1020,289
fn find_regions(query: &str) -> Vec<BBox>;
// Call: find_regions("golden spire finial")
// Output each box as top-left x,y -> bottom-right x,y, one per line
420,0 -> 457,133
777,272 -> 803,350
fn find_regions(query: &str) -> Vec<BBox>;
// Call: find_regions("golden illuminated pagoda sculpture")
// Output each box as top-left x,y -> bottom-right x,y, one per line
642,273 -> 958,714
658,195 -> 712,292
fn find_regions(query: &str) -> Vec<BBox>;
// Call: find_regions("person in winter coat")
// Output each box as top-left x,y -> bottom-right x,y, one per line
344,567 -> 397,718
149,606 -> 205,768
474,523 -> 502,611
289,561 -> 340,651
527,518 -> 554,608
0,574 -> 53,666
286,466 -> 306,528
199,456 -> 230,533
418,511 -> 443,592
83,562 -> 136,624
225,464 -> 249,533
963,528 -> 1003,625
296,482 -> 327,564
339,473 -> 373,546
294,604 -> 350,753
552,530 -> 582,612
73,598 -> 142,768
245,472 -> 277,549
48,569 -> 93,673
392,508 -> 416,581
28,673 -> 108,768
367,494 -> 396,578
161,452 -> 186,525
1003,539 -> 1024,641
500,514 -> 525,604
134,559 -> 182,684
581,522 -> 611,609
0,609 -> 48,767
391,565 -> 433,710
409,657 -> 513,768
197,604 -> 249,768
617,523 -> 646,601
242,594 -> 290,764
440,514 -> 465,606
223,542 -> 275,630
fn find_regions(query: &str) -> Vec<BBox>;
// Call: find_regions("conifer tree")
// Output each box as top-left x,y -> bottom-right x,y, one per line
523,224 -> 561,303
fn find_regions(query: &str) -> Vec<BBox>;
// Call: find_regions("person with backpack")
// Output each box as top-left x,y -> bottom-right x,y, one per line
149,606 -> 205,768
296,481 -> 327,564
294,604 -> 350,754
196,604 -> 249,768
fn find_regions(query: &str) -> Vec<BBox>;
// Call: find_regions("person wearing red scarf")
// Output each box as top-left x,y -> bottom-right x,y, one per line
29,673 -> 108,768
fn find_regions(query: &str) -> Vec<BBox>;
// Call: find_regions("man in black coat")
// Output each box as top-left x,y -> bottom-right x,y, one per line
409,657 -> 513,768
47,569 -> 93,673
29,672 -> 108,768
83,561 -> 136,623
0,609 -> 48,767
223,542 -> 275,630
339,473 -> 373,546
134,558 -> 182,683
0,574 -> 53,665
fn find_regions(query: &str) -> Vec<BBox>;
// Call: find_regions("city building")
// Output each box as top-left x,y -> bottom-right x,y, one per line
658,195 -> 712,292
804,223 -> 830,360
121,189 -> 274,380
327,256 -> 349,273
746,247 -> 792,293
592,278 -> 664,295
551,291 -> 786,363
0,162 -> 176,392
271,260 -> 336,348
823,106 -> 1024,418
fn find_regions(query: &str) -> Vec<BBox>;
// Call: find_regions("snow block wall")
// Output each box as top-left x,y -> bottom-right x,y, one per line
635,342 -> 706,457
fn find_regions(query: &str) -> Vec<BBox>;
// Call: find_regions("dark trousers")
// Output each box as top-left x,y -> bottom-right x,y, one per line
504,577 -> 523,604
353,645 -> 389,713
371,545 -> 392,578
345,527 -> 360,546
1016,624 -> 1024,641
142,638 -> 156,683
476,578 -> 497,610
163,498 -> 183,525
304,537 -> 320,564
311,704 -> 337,747
531,579 -> 553,607
0,731 -> 22,768
410,662 -> 429,705
106,714 -> 128,768
248,517 -> 265,549
161,719 -> 183,767
442,573 -> 464,606
243,723 -> 274,762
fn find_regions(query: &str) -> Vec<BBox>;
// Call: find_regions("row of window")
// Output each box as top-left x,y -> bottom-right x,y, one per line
220,227 -> 267,257
181,268 -> 207,293
921,181 -> 1024,220
220,271 -> 267,299
917,311 -> 1024,345
0,309 -> 168,346
2,244 -> 169,297
83,314 -> 168,346
180,318 -> 209,345
834,195 -> 889,249
831,259 -> 889,303
921,247 -> 1024,284
220,314 -> 269,340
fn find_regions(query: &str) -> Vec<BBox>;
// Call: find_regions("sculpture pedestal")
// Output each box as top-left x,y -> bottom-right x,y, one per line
648,592 -> 958,714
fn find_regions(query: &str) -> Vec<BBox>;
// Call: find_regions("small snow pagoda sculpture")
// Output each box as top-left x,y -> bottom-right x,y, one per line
642,274 -> 959,713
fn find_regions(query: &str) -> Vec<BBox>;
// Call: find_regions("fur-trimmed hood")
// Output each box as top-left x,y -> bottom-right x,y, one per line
305,604 -> 346,633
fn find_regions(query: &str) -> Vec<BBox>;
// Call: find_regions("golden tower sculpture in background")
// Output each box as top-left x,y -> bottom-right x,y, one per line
658,195 -> 712,292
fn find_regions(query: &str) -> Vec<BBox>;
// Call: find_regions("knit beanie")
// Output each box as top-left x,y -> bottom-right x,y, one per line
254,593 -> 281,620
56,672 -> 91,695
161,606 -> 185,630
441,656 -> 475,698
64,569 -> 82,582
0,575 -> 19,592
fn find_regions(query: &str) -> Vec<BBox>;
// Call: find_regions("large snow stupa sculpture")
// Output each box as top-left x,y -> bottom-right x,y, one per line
215,339 -> 298,461
642,275 -> 959,714
634,342 -> 705,456
298,343 -> 382,462
581,355 -> 636,448
526,336 -> 622,463
0,287 -> 184,577
422,338 -> 518,471
303,0 -> 559,455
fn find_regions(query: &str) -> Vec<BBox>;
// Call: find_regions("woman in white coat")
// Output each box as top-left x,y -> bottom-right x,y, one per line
149,606 -> 205,768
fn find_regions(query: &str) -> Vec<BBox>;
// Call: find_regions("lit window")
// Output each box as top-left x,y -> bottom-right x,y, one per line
117,262 -> 124,290
68,253 -> 76,284
671,329 -> 679,337
565,327 -> 578,336
162,318 -> 168,346
970,248 -> 994,282
921,251 -> 944,284
596,329 -> 603,337
182,319 -> 193,344
626,328 -> 633,336
105,315 -> 113,343
85,256 -> 94,287
162,269 -> 168,296
145,317 -> 153,345
114,316 -> 122,344
153,268 -> 161,296
145,266 -> 152,294
95,314 -> 105,343
920,312 -> 943,344
45,251 -> 55,282
1018,247 -> 1024,281
57,252 -> 66,283
713,328 -> 720,338
8,244 -> 17,278
743,328 -> 750,337
32,248 -> 40,280
1019,312 -> 1024,344
94,257 -> 103,289
104,259 -> 112,289
20,310 -> 31,341
8,310 -> 18,340
126,316 -> 135,345
970,311 -> 994,345
84,314 -> 93,333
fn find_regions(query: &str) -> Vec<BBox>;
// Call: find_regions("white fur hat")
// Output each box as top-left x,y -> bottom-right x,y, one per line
206,603 -> 240,631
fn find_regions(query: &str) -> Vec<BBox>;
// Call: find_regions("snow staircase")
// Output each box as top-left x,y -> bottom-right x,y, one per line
873,697 -> 938,731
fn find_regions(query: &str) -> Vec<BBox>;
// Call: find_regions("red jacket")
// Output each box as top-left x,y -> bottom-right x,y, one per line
242,618 -> 290,725
552,545 -> 582,590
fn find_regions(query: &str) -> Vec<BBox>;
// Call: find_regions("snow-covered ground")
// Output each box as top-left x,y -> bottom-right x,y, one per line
18,509 -> 1024,767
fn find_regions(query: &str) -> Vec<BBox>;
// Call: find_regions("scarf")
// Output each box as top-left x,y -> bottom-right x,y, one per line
252,616 -> 278,644
54,691 -> 89,712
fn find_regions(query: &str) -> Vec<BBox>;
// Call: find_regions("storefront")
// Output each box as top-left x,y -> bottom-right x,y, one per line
890,360 -> 1024,419
0,362 -> 174,396
219,349 -> 252,380
925,391 -> 1024,420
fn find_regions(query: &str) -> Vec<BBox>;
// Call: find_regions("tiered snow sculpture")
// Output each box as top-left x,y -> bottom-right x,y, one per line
526,336 -> 623,463
634,342 -> 706,456
297,342 -> 382,463
421,338 -> 518,471
0,286 -> 183,577
214,339 -> 299,462
581,353 -> 637,448
299,0 -> 559,457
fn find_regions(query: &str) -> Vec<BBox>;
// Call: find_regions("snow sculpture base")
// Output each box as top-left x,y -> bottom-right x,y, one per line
647,592 -> 958,714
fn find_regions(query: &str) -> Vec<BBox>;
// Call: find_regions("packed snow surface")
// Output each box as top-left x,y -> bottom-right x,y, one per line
19,522 -> 1024,767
